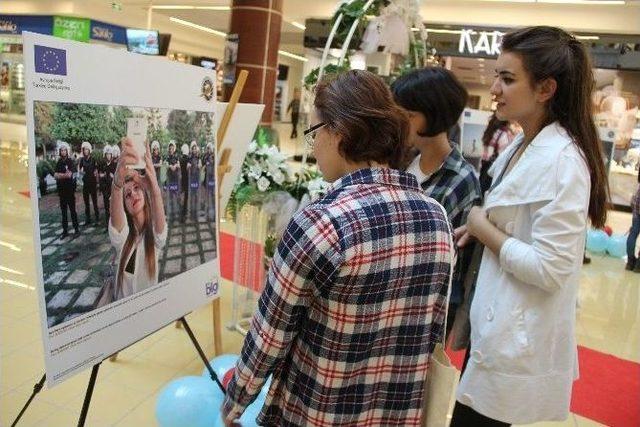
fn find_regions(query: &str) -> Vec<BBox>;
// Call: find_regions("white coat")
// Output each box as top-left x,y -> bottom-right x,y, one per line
455,122 -> 590,424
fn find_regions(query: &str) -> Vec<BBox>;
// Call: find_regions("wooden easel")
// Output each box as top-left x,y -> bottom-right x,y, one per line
211,69 -> 250,355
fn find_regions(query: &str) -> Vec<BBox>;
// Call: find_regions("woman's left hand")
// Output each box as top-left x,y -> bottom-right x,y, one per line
466,206 -> 489,238
132,141 -> 158,193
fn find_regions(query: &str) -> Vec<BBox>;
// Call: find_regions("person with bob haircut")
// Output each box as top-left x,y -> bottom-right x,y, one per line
392,67 -> 482,337
222,70 -> 454,427
451,26 -> 610,426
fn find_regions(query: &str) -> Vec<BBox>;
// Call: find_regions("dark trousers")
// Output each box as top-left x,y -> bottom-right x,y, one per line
450,402 -> 511,427
83,182 -> 99,222
181,186 -> 189,221
290,113 -> 299,138
60,193 -> 79,233
627,212 -> 640,261
101,188 -> 111,226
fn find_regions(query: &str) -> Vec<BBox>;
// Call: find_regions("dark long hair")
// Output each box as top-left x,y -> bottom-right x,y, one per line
482,114 -> 509,148
116,177 -> 156,293
502,26 -> 609,228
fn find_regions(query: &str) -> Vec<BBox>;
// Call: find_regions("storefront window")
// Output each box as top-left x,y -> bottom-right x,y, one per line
593,69 -> 640,210
0,36 -> 25,116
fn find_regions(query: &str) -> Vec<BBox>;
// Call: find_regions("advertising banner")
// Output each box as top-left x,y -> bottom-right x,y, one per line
23,32 -> 220,387
53,16 -> 90,42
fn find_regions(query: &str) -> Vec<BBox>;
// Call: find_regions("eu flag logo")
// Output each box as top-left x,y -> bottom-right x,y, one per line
34,45 -> 67,76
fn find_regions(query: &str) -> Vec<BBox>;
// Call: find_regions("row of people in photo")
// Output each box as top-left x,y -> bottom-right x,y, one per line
52,139 -> 216,239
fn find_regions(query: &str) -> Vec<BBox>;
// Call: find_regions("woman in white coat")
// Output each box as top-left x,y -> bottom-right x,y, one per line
451,26 -> 609,426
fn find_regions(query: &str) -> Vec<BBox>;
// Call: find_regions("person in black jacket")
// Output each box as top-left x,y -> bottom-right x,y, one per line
179,143 -> 189,223
79,141 -> 99,225
164,140 -> 181,221
54,141 -> 79,239
98,145 -> 116,228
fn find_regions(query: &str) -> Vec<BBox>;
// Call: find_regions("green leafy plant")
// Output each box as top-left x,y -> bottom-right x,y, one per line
303,61 -> 352,91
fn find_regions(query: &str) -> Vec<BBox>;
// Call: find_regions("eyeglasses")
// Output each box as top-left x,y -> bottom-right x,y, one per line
303,122 -> 327,148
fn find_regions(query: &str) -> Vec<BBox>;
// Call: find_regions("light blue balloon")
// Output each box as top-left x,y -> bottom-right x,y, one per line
202,354 -> 239,380
586,229 -> 609,253
606,234 -> 627,258
156,376 -> 225,427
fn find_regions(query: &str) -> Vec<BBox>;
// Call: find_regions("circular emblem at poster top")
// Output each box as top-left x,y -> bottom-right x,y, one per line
201,77 -> 214,101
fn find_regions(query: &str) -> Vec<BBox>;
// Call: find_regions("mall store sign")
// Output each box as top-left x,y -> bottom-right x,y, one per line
53,16 -> 90,42
458,29 -> 503,56
0,15 -> 53,35
0,15 -> 127,45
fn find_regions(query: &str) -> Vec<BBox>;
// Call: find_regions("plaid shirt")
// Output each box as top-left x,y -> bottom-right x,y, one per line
223,168 -> 453,426
410,146 -> 482,305
632,184 -> 640,215
418,146 -> 482,229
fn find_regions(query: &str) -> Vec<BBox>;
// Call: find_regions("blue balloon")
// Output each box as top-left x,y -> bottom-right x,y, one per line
156,376 -> 225,427
606,233 -> 627,258
586,229 -> 609,253
202,354 -> 239,380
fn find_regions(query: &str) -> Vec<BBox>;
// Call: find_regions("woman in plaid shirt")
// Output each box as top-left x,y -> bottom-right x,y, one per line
222,70 -> 454,426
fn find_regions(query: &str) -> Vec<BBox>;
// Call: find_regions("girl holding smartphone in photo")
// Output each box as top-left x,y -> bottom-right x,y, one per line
106,138 -> 167,301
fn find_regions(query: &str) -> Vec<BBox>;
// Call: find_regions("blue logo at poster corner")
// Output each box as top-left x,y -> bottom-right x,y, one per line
34,45 -> 67,76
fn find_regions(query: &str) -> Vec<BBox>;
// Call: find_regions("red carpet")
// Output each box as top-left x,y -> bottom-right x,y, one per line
219,232 -> 265,292
446,346 -> 640,427
220,231 -> 639,426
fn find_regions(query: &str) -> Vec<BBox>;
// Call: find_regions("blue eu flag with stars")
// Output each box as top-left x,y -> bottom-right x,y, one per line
34,45 -> 67,76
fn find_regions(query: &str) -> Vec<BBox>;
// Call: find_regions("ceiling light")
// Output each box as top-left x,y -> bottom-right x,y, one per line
537,0 -> 624,4
289,21 -> 306,30
152,5 -> 231,10
278,50 -> 308,62
0,265 -> 23,275
0,240 -> 21,251
425,28 -> 466,35
576,35 -> 601,40
169,17 -> 227,37
0,278 -> 34,290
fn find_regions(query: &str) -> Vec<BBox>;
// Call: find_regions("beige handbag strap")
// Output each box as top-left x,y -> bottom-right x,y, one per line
435,202 -> 455,346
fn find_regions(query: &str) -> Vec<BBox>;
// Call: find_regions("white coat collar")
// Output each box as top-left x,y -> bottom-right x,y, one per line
484,122 -> 575,210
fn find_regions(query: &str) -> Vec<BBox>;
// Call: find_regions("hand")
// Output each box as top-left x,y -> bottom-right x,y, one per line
453,225 -> 474,248
466,206 -> 489,238
131,141 -> 159,194
224,419 -> 241,427
113,138 -> 139,188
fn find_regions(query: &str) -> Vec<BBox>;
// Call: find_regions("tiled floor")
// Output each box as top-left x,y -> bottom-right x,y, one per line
1,122 -> 638,426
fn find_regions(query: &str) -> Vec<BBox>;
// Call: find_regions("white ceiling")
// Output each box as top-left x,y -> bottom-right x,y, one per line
115,0 -> 640,56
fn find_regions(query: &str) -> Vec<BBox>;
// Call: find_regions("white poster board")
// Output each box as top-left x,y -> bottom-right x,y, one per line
23,32 -> 221,387
216,101 -> 264,214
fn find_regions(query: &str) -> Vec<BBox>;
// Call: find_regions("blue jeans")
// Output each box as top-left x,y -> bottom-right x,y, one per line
628,213 -> 640,260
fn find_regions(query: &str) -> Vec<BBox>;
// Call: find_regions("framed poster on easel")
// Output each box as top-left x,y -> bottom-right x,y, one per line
23,31 -> 222,388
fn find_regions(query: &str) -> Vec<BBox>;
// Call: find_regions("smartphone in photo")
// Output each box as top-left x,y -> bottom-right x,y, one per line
126,117 -> 148,169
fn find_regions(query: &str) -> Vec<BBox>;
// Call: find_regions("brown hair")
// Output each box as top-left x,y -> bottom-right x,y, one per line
502,26 -> 609,228
314,70 -> 409,169
116,176 -> 156,293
